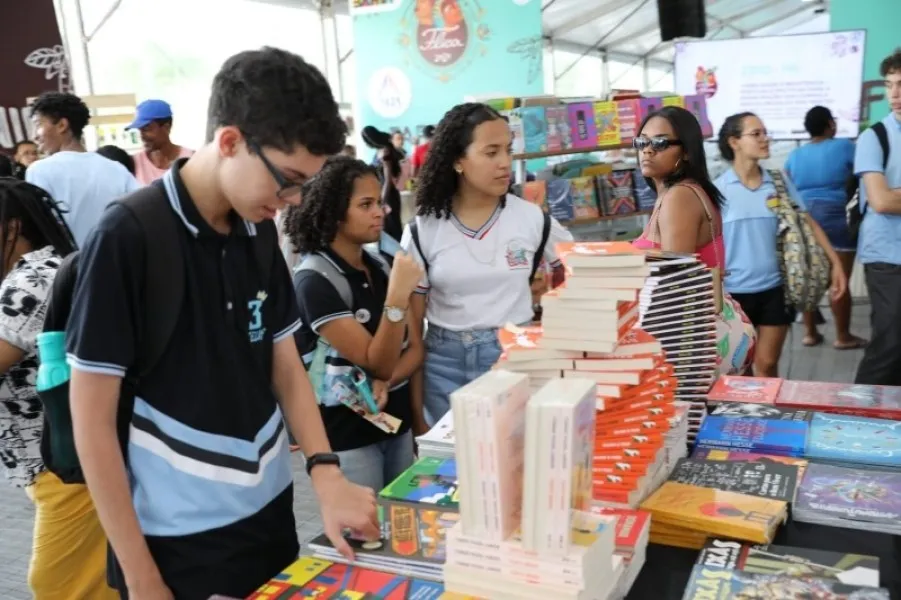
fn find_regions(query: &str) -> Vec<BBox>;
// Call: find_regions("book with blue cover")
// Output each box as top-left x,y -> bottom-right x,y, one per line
695,416 -> 809,457
806,413 -> 901,468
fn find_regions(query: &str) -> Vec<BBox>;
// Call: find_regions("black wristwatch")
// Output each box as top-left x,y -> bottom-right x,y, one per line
306,452 -> 341,476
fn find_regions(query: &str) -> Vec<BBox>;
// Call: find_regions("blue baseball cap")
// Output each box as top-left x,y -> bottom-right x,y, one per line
126,99 -> 173,130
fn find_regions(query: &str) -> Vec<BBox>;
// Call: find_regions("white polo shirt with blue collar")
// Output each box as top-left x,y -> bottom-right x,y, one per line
856,114 -> 901,265
714,168 -> 807,294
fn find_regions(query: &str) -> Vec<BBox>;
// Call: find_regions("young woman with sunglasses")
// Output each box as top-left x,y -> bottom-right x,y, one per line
401,103 -> 572,424
631,106 -> 754,376
715,112 -> 847,377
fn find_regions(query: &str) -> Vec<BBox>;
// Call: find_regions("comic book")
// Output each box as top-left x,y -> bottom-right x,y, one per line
667,458 -> 799,502
639,481 -> 787,543
379,457 -> 458,510
681,565 -> 890,600
247,556 -> 451,599
806,413 -> 901,468
696,538 -> 880,588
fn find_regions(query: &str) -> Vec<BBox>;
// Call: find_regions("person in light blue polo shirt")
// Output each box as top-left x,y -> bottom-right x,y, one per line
854,49 -> 901,385
715,112 -> 846,378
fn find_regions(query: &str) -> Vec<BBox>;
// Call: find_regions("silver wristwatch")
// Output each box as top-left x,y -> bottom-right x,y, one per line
384,306 -> 407,323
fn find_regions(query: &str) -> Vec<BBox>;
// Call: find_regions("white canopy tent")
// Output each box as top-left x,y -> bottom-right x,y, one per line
52,0 -> 826,145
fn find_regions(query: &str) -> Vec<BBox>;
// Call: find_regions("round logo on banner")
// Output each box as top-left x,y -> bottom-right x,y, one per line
367,67 -> 412,119
399,0 -> 486,82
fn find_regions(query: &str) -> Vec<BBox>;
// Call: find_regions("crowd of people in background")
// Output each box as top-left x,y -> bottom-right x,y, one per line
0,42 -> 898,600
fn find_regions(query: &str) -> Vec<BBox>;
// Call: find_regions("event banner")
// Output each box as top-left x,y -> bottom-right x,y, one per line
673,31 -> 867,140
350,0 -> 544,145
831,0 -> 895,127
0,0 -> 70,152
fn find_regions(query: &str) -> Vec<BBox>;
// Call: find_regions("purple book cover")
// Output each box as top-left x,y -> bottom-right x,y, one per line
795,463 -> 901,524
567,102 -> 597,149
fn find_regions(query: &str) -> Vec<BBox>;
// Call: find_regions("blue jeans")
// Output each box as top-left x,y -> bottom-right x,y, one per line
336,431 -> 415,492
423,325 -> 502,425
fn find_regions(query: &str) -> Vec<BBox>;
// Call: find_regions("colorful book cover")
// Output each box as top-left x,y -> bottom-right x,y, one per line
503,108 -> 524,155
379,457 -> 458,509
590,507 -> 651,551
520,106 -> 548,154
544,105 -> 571,152
707,376 -> 783,405
777,380 -> 901,421
597,170 -> 636,215
682,565 -> 889,600
806,413 -> 901,467
683,93 -> 713,137
568,175 -> 599,219
662,96 -> 685,108
248,556 -> 447,599
632,168 -> 656,211
593,101 -> 621,146
668,458 -> 798,502
639,481 -> 786,543
519,180 -> 547,211
697,538 -> 880,588
795,462 -> 901,525
638,97 -> 663,121
616,98 -> 641,142
571,385 -> 596,513
695,416 -> 809,457
546,178 -> 575,222
710,402 -> 813,422
566,102 -> 597,149
690,448 -> 808,480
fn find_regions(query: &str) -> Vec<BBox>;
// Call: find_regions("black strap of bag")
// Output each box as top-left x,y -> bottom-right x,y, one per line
861,122 -> 891,220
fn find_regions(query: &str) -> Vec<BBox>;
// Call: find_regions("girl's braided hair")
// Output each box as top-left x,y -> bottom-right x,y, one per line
282,156 -> 380,255
414,102 -> 506,219
0,178 -> 77,275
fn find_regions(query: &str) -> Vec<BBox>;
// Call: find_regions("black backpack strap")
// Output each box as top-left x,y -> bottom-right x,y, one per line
530,212 -> 552,283
253,218 -> 277,287
43,251 -> 80,333
408,220 -> 429,274
862,123 -> 891,219
117,183 -> 184,379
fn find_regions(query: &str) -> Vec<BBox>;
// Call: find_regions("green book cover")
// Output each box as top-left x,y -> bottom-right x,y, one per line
379,457 -> 458,510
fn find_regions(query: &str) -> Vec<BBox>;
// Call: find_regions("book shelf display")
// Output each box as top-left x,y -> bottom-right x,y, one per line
487,93 -> 713,243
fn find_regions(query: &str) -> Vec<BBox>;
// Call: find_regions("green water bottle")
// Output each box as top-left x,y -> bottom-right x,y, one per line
36,331 -> 69,391
36,331 -> 79,472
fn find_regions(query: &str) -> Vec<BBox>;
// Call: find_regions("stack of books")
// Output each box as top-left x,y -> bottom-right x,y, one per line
793,462 -> 901,535
591,508 -> 651,598
538,242 -> 645,356
639,481 -> 788,549
415,410 -> 455,459
694,413 -> 810,457
637,251 -> 720,442
444,374 -> 623,600
307,456 -> 458,581
450,370 -> 531,541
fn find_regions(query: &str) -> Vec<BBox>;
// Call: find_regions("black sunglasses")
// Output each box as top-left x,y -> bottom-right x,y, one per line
246,139 -> 303,200
633,136 -> 683,152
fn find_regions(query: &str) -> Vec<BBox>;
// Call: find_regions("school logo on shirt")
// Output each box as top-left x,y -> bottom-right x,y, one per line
505,241 -> 530,269
248,291 -> 267,343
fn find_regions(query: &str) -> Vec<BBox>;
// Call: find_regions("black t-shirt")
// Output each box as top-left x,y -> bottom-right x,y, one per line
293,248 -> 412,452
65,161 -> 301,598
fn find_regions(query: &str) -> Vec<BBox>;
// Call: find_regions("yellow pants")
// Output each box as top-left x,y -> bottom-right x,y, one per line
25,471 -> 118,600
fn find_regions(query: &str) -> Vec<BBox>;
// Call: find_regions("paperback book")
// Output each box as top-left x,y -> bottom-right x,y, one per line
805,412 -> 901,468
695,416 -> 809,457
696,538 -> 880,588
667,458 -> 798,502
681,565 -> 889,600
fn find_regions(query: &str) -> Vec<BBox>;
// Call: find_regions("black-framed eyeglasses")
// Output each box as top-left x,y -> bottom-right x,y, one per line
741,130 -> 770,140
247,139 -> 303,200
632,136 -> 683,152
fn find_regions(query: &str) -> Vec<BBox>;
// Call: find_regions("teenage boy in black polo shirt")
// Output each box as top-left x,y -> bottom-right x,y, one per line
66,47 -> 378,599
284,157 -> 426,492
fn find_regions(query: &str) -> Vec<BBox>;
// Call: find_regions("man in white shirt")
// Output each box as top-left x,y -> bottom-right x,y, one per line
26,92 -> 140,246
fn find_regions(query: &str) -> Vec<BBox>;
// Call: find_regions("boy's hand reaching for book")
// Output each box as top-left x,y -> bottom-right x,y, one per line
314,467 -> 380,561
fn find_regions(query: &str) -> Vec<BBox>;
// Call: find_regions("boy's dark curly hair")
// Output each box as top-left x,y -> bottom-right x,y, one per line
415,102 -> 506,219
207,47 -> 346,155
283,156 -> 379,255
30,92 -> 91,139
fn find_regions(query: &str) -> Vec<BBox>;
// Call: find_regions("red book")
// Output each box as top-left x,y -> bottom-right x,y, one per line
590,507 -> 651,553
706,376 -> 783,405
776,379 -> 901,421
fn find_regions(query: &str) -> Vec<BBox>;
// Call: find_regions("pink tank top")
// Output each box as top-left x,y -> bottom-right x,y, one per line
632,183 -> 725,270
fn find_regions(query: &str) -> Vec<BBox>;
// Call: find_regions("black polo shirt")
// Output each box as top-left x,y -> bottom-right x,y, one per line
293,248 -> 412,452
66,160 -> 301,598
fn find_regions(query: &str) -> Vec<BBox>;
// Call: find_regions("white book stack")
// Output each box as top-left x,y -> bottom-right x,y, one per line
444,511 -> 623,600
450,370 -> 530,541
539,242 -> 647,355
415,410 -> 455,459
521,378 -> 597,555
